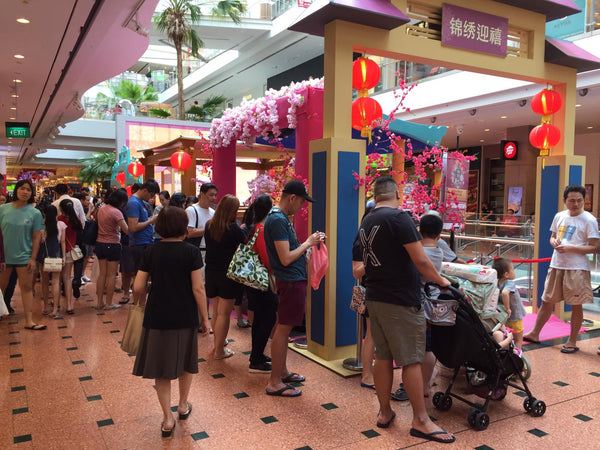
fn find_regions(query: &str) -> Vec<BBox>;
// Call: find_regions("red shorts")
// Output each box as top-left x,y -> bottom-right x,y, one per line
276,280 -> 307,326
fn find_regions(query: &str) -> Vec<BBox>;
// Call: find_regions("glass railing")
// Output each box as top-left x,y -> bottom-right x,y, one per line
444,214 -> 600,316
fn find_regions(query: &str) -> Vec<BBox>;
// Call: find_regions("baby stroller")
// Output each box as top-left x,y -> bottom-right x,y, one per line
425,283 -> 546,431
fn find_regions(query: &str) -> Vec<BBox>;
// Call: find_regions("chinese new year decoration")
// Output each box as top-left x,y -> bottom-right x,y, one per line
170,150 -> 192,171
127,160 -> 145,178
529,88 -> 562,157
115,172 -> 126,186
351,56 -> 382,141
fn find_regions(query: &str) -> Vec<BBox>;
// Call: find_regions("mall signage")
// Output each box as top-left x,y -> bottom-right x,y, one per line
5,121 -> 30,138
502,140 -> 518,160
441,4 -> 508,57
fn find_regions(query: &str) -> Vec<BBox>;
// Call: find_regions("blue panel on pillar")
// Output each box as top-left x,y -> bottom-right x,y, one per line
568,165 -> 582,185
311,152 -> 327,346
336,152 -> 360,347
538,165 -> 560,308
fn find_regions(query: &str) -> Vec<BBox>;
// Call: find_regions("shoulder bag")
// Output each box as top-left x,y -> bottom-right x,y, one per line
350,279 -> 366,314
82,218 -> 98,246
66,236 -> 84,261
226,228 -> 269,291
185,206 -> 203,247
42,240 -> 63,272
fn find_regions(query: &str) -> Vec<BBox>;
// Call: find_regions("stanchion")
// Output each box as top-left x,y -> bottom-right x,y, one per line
342,311 -> 364,371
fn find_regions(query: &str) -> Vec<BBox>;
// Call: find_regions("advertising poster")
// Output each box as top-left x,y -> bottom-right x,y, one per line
442,153 -> 469,229
507,186 -> 523,216
467,170 -> 479,212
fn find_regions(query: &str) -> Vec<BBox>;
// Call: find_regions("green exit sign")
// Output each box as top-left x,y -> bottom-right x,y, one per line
5,122 -> 30,138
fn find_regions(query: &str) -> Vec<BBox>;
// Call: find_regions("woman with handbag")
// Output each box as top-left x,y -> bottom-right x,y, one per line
243,195 -> 279,373
58,199 -> 84,315
132,206 -> 209,438
36,204 -> 66,318
204,195 -> 245,359
0,179 -> 45,330
95,190 -> 129,310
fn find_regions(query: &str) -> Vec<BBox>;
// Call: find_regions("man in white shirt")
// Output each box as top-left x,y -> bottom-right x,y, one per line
185,183 -> 218,254
52,183 -> 85,227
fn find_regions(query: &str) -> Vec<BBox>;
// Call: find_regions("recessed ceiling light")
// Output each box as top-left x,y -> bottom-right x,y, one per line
9,117 -> 15,120
14,54 -> 25,59
500,115 -> 508,119
13,79 -> 22,83
10,107 -> 17,110
11,94 -> 18,98
484,128 -> 490,132
575,104 -> 582,107
480,139 -> 485,143
16,18 -> 30,24
587,126 -> 594,129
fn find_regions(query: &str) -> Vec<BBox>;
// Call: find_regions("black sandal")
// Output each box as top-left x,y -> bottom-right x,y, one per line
178,403 -> 192,420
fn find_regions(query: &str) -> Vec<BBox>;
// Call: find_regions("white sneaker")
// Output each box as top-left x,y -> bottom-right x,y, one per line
82,275 -> 91,282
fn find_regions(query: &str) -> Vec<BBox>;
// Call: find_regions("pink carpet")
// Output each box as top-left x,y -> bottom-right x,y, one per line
521,313 -> 585,341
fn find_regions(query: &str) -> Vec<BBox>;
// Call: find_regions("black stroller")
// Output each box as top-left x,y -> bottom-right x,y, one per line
425,283 -> 546,431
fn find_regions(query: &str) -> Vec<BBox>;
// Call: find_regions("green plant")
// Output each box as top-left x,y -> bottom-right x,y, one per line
186,94 -> 227,120
96,80 -> 158,109
154,0 -> 246,120
78,152 -> 117,185
148,107 -> 171,118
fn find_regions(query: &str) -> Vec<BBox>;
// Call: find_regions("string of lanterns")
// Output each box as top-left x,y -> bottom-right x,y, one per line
351,56 -> 383,142
528,88 -> 562,157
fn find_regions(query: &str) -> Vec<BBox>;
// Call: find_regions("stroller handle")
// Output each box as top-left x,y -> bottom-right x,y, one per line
424,281 -> 462,299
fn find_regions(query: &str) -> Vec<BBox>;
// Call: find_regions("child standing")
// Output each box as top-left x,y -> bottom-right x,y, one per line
493,257 -> 526,354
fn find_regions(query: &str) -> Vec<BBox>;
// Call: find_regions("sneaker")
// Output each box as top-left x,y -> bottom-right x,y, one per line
249,362 -> 272,373
237,319 -> 251,328
82,275 -> 91,282
391,383 -> 409,401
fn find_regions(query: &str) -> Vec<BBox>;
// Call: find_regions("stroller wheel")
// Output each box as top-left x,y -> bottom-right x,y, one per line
531,399 -> 546,417
474,412 -> 489,431
521,355 -> 532,380
432,391 -> 452,411
523,397 -> 535,412
467,408 -> 479,427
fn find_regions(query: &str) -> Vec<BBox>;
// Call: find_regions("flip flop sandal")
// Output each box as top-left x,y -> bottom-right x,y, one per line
161,421 -> 176,438
410,427 -> 455,443
24,324 -> 47,330
281,372 -> 305,383
214,348 -> 235,360
560,345 -> 579,354
376,410 -> 396,428
265,385 -> 302,397
178,402 -> 192,420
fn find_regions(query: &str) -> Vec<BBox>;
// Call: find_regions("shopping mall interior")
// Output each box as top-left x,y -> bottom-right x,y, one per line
2,0 -> 600,448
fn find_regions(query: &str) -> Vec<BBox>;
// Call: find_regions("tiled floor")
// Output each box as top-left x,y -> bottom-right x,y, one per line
2,279 -> 600,449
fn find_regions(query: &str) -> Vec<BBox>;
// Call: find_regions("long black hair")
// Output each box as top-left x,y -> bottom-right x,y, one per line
59,199 -> 83,231
43,204 -> 59,239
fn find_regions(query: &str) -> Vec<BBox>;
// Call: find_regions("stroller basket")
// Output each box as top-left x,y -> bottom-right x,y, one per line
424,282 -> 460,326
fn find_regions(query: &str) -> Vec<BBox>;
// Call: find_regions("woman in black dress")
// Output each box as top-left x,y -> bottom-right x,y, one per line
132,206 -> 209,437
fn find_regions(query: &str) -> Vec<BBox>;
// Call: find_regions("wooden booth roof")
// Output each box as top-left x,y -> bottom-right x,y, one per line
139,135 -> 295,170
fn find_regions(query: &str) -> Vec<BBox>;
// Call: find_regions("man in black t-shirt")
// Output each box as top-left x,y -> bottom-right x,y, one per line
356,177 -> 455,444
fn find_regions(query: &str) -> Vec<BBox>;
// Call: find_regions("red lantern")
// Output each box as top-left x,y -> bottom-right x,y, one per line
352,97 -> 383,137
127,161 -> 144,177
170,150 -> 192,171
529,123 -> 561,149
352,57 -> 381,92
126,185 -> 132,197
115,172 -> 126,185
531,89 -> 562,116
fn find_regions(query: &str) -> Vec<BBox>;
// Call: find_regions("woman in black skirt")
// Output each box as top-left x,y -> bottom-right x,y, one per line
132,206 -> 209,437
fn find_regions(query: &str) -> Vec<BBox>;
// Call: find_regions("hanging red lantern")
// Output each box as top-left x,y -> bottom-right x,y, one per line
126,185 -> 132,197
127,161 -> 145,178
529,123 -> 561,150
170,150 -> 192,171
352,57 -> 381,93
115,172 -> 126,186
531,89 -> 562,116
352,97 -> 383,138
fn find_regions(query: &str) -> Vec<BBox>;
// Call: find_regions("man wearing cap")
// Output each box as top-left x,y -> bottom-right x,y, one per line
263,180 -> 325,397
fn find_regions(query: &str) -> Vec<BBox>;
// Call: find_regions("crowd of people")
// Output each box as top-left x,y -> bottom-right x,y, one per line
1,177 -> 598,445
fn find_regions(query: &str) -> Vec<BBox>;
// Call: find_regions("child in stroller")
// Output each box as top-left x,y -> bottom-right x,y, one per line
425,280 -> 544,431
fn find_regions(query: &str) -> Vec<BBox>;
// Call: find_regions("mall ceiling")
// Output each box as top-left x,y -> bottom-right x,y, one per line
0,0 -> 159,166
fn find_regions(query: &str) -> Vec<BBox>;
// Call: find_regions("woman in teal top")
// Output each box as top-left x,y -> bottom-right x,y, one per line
0,180 -> 45,330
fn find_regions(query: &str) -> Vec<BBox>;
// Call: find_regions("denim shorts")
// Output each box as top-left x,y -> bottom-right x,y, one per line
94,242 -> 122,262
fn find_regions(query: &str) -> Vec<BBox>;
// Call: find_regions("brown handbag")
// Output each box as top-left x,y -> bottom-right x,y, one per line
120,304 -> 145,355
